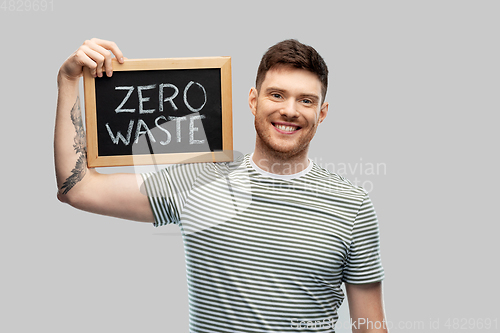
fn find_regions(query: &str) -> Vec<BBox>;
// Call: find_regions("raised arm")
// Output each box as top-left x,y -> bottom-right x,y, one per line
54,38 -> 154,222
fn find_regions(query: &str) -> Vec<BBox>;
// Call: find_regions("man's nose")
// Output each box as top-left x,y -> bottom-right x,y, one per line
279,100 -> 299,118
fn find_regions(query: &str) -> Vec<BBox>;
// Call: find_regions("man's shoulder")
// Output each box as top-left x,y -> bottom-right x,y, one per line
307,162 -> 368,198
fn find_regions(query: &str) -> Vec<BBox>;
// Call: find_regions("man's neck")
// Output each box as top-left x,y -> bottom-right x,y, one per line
251,146 -> 310,176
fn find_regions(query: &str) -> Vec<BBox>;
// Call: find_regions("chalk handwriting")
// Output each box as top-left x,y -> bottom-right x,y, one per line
159,83 -> 179,112
106,120 -> 134,145
114,86 -> 135,113
114,81 -> 207,114
105,115 -> 206,146
184,81 -> 207,112
137,84 -> 156,114
168,116 -> 186,143
189,115 -> 206,144
155,116 -> 172,145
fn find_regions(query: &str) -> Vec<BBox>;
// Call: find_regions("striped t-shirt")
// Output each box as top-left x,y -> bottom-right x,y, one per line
142,154 -> 384,332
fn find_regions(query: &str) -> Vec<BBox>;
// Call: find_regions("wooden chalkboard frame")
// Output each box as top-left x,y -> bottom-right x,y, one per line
83,57 -> 233,167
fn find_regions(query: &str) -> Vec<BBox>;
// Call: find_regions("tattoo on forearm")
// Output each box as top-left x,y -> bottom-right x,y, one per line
60,96 -> 87,194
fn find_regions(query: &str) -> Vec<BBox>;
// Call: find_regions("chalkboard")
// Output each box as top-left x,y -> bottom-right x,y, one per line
83,57 -> 233,167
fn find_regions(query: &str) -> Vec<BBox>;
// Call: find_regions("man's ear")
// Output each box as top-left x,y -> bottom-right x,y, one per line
248,87 -> 258,116
318,102 -> 329,124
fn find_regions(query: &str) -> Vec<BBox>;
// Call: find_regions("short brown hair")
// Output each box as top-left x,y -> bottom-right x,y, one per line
255,39 -> 329,102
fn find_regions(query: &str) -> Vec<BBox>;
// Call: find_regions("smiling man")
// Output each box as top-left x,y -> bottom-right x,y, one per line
250,63 -> 328,173
55,38 -> 388,332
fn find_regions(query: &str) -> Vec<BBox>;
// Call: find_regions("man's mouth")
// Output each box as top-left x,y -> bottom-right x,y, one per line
273,123 -> 301,133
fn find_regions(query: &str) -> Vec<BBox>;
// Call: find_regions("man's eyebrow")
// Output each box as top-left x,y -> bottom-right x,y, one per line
299,93 -> 320,102
264,87 -> 286,94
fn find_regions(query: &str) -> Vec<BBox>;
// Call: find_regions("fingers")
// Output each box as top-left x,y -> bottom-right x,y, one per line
91,38 -> 124,64
77,44 -> 106,78
80,38 -> 125,78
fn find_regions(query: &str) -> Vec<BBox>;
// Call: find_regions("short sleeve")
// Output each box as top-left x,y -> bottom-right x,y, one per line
141,163 -> 208,227
342,193 -> 385,284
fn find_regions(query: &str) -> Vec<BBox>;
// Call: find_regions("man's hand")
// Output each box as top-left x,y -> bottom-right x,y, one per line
59,38 -> 124,82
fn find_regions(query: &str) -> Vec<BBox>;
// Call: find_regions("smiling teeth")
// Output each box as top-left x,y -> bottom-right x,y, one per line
275,124 -> 298,132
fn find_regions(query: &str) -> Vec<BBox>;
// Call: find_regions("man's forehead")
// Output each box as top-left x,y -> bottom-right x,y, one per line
261,66 -> 322,94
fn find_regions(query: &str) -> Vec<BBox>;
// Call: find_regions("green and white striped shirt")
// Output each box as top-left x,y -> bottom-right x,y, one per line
142,154 -> 384,332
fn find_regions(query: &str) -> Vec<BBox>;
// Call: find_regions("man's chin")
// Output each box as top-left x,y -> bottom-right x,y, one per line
255,129 -> 312,159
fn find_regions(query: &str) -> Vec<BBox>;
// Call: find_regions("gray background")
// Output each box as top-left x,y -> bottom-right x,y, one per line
1,0 -> 498,332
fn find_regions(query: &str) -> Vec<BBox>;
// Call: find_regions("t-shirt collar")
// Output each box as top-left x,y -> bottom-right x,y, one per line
249,153 -> 313,180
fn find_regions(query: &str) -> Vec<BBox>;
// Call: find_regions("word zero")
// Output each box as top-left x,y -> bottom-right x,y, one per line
114,81 -> 207,114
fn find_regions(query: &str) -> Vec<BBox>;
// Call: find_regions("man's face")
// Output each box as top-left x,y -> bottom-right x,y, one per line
249,65 -> 329,159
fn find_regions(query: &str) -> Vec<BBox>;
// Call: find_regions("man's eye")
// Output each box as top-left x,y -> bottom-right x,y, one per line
271,93 -> 282,99
301,99 -> 313,104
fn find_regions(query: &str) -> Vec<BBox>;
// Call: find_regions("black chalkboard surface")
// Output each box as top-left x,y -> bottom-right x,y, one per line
83,57 -> 233,167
